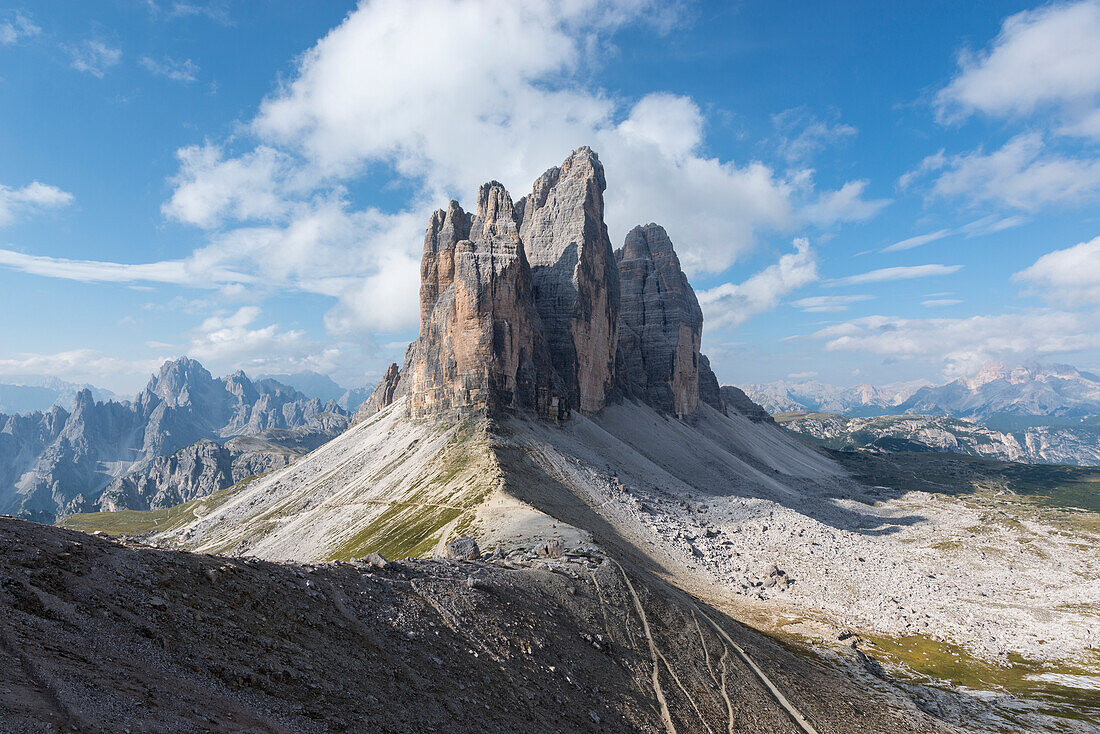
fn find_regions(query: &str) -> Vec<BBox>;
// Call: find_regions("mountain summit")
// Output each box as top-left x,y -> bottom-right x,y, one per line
362,147 -> 722,423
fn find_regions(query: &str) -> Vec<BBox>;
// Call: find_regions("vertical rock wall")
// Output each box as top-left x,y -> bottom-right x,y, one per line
517,147 -> 620,414
395,146 -> 721,422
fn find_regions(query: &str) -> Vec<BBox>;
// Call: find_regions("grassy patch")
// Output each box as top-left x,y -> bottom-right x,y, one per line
863,633 -> 1100,721
58,474 -> 262,537
324,420 -> 494,562
831,449 -> 1100,514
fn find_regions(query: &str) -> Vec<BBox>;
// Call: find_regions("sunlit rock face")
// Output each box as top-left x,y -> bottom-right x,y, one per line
396,147 -> 725,422
403,183 -> 564,420
516,146 -> 620,415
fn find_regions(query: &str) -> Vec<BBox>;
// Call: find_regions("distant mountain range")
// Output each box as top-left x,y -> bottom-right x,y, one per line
0,377 -> 118,415
747,363 -> 1100,467
0,357 -> 351,522
256,370 -> 375,412
775,411 -> 1100,466
747,363 -> 1100,428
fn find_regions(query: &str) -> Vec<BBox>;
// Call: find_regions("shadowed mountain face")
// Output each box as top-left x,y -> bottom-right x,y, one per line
0,357 -> 347,522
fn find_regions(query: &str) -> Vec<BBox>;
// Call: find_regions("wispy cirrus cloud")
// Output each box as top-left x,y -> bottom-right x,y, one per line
68,40 -> 122,78
141,55 -> 199,83
0,11 -> 39,45
827,264 -> 962,287
0,249 -> 251,286
790,294 -> 873,313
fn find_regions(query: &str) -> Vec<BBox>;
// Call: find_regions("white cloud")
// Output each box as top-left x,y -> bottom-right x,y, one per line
163,144 -> 296,227
882,229 -> 952,253
69,40 -> 122,78
921,298 -> 961,307
151,0 -> 885,335
0,248 -> 250,285
0,12 -> 40,45
0,349 -> 168,387
798,179 -> 889,228
1015,235 -> 1100,306
0,181 -> 73,226
936,0 -> 1100,133
928,133 -> 1100,211
790,294 -> 873,313
787,371 -> 818,379
697,238 -> 819,329
772,108 -> 857,162
813,310 -> 1100,377
141,55 -> 199,83
898,150 -> 946,190
828,264 -> 961,287
187,306 -> 307,363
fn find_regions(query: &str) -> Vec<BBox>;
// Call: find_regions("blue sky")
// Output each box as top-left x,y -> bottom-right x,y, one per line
1,0 -> 1099,395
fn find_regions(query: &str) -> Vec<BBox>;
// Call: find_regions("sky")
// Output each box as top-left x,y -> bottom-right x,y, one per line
1,0 -> 1099,395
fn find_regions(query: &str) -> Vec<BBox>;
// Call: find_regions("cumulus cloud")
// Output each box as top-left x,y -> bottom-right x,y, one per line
0,182 -> 73,226
69,40 -> 122,78
0,11 -> 39,45
812,310 -> 1100,377
187,306 -> 306,363
1015,235 -> 1100,306
936,0 -> 1100,134
926,133 -> 1100,211
697,238 -> 819,329
828,264 -> 961,287
149,0 -> 885,335
798,180 -> 889,228
141,55 -> 199,83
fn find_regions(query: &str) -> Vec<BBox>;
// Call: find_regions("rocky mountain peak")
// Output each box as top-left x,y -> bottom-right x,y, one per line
144,356 -> 218,408
402,175 -> 563,420
517,147 -> 619,414
615,223 -> 707,417
388,147 -> 725,423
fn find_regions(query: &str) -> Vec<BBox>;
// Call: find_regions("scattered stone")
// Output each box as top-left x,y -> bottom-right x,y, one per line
536,539 -> 564,558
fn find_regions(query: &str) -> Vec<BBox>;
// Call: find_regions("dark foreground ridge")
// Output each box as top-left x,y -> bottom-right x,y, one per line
0,518 -> 960,734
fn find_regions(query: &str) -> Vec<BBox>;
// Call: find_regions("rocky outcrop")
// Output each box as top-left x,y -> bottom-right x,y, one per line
353,363 -> 403,424
403,185 -> 564,420
615,224 -> 705,417
517,147 -> 620,414
719,385 -> 772,423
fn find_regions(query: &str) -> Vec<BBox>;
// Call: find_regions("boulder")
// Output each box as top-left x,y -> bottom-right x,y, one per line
445,537 -> 481,561
536,538 -> 564,558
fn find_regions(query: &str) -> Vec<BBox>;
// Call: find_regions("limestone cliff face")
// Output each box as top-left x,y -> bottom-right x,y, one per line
401,148 -> 726,422
517,147 -> 620,414
403,184 -> 564,420
615,224 -> 708,417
